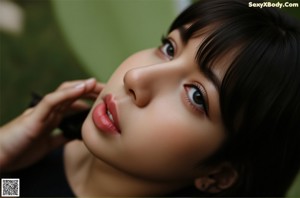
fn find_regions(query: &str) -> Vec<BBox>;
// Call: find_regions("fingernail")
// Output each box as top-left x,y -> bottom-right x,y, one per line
86,78 -> 95,85
74,83 -> 85,89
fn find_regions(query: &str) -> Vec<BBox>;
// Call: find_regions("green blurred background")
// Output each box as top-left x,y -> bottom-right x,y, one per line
0,0 -> 179,125
0,0 -> 299,196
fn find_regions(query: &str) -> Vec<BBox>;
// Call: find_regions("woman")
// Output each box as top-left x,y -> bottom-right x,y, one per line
1,0 -> 300,196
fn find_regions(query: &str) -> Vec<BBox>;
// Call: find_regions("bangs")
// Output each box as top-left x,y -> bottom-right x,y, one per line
167,0 -> 300,196
168,0 -> 300,133
168,0 -> 256,70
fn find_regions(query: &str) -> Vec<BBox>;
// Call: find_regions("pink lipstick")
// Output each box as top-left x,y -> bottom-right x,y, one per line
92,94 -> 121,134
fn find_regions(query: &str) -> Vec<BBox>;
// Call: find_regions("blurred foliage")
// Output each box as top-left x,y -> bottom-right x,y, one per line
289,172 -> 300,197
0,0 -> 179,124
0,0 -> 89,124
279,0 -> 300,19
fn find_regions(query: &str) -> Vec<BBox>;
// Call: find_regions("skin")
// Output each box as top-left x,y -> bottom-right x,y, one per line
0,28 -> 236,196
0,78 -> 103,171
64,29 -> 229,196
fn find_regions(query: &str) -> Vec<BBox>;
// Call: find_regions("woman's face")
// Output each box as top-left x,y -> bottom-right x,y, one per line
82,29 -> 227,183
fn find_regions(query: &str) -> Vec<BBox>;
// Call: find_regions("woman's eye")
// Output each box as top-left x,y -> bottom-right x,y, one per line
160,37 -> 175,60
185,85 -> 208,114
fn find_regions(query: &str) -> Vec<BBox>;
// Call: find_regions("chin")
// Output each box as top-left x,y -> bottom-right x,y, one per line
81,116 -> 99,154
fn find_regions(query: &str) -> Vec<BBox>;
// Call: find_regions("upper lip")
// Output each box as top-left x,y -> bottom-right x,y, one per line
104,94 -> 121,133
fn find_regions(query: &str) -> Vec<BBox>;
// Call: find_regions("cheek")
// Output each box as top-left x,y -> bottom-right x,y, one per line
143,110 -> 220,163
149,100 -> 222,156
120,101 -> 224,180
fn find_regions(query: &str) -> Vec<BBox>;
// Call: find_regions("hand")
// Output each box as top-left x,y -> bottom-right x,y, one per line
0,78 -> 104,172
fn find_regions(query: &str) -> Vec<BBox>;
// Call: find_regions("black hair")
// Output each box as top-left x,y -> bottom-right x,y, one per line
168,0 -> 300,196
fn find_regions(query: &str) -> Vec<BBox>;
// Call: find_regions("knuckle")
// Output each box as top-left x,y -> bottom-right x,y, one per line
59,81 -> 71,89
42,94 -> 55,107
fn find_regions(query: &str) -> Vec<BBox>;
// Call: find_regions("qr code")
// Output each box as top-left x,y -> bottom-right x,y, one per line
1,179 -> 20,197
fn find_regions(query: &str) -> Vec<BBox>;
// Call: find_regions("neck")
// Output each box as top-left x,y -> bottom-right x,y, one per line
64,141 -> 186,197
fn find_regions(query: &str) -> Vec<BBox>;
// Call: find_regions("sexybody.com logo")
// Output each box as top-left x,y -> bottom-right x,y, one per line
249,1 -> 299,9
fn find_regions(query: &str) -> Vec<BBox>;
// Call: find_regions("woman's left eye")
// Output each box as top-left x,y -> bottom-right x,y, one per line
160,36 -> 175,60
185,85 -> 208,114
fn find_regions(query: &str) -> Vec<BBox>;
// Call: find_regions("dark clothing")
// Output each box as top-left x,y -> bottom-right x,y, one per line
1,147 -> 201,197
1,147 -> 75,197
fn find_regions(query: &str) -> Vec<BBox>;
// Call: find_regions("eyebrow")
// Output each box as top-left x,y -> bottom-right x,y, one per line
204,69 -> 222,91
178,26 -> 188,44
177,26 -> 222,91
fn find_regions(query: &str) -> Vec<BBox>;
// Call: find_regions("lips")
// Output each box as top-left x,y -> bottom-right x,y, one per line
92,94 -> 121,134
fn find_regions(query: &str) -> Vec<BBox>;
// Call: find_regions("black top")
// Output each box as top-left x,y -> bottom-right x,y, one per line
1,147 -> 75,197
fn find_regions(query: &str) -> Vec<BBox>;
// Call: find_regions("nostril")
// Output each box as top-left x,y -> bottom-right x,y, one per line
129,89 -> 136,100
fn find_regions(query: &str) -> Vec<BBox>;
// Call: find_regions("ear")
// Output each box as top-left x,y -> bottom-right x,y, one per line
194,162 -> 238,194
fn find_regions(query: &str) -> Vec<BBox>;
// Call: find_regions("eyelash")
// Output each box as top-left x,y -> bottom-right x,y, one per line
159,35 -> 175,60
184,83 -> 208,115
160,35 -> 208,116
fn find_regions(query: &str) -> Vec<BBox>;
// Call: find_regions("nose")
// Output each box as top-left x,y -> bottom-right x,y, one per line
123,66 -> 152,107
123,63 -> 181,108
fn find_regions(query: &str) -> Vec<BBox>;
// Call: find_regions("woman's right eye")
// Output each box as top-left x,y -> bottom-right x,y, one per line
160,36 -> 175,60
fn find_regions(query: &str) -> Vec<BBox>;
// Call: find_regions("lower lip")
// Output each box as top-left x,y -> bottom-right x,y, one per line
92,103 -> 120,135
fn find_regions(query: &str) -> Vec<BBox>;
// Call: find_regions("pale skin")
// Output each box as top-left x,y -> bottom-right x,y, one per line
68,29 -> 236,196
0,78 -> 104,171
0,29 -> 237,196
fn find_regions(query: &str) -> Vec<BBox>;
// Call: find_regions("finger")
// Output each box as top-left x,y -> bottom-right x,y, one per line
94,82 -> 105,93
69,100 -> 90,110
76,93 -> 99,101
57,80 -> 104,99
87,93 -> 99,100
32,79 -> 94,121
55,78 -> 100,91
57,78 -> 98,112
81,82 -> 105,100
83,78 -> 97,92
62,101 -> 91,116
22,108 -> 34,116
55,79 -> 87,91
